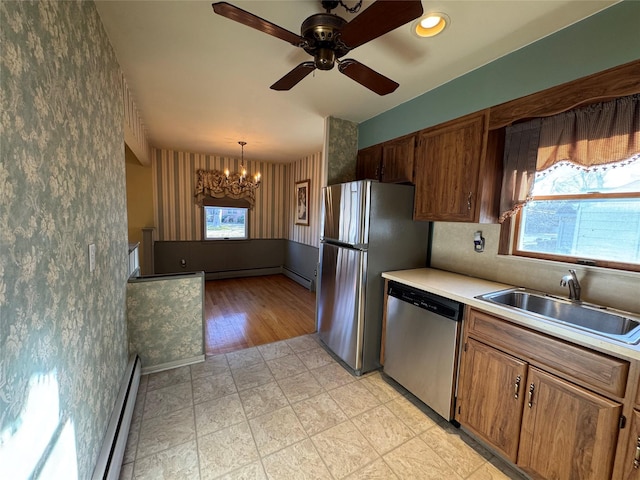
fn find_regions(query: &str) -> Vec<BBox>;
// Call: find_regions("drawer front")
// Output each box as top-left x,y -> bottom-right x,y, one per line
468,309 -> 629,398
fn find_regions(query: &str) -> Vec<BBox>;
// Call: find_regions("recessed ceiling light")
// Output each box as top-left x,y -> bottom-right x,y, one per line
414,13 -> 449,38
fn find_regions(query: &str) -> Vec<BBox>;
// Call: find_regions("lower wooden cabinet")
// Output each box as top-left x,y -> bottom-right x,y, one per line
458,311 -> 625,480
457,338 -> 526,462
518,367 -> 621,480
622,410 -> 640,479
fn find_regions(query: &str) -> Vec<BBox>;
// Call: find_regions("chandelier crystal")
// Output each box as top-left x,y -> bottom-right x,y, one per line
194,141 -> 261,207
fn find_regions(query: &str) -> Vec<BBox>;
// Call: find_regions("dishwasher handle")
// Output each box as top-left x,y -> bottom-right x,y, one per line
387,281 -> 462,322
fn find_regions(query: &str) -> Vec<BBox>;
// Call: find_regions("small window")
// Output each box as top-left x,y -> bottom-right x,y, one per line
514,157 -> 640,269
203,206 -> 248,240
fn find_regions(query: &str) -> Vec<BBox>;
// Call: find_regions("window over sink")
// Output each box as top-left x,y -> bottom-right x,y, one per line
514,156 -> 640,269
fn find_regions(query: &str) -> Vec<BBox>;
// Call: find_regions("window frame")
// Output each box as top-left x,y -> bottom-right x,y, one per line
512,191 -> 640,272
202,205 -> 249,241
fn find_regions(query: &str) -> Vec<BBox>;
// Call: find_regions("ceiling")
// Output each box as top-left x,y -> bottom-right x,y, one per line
95,0 -> 617,163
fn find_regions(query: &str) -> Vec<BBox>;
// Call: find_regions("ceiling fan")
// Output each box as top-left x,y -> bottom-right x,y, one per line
212,0 -> 423,95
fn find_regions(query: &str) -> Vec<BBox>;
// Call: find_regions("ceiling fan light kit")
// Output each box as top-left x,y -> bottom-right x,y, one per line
212,0 -> 423,95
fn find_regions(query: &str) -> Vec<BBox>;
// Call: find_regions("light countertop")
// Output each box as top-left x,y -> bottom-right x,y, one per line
382,268 -> 640,362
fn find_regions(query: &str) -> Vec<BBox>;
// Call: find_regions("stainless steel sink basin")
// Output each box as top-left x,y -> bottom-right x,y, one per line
476,288 -> 640,345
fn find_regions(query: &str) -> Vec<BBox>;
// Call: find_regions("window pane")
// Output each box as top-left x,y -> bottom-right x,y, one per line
204,206 -> 247,239
517,198 -> 640,264
532,156 -> 640,195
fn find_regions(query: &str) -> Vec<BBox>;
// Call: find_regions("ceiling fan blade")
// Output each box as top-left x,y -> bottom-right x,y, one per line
338,59 -> 399,96
271,62 -> 316,91
212,2 -> 304,46
340,0 -> 423,49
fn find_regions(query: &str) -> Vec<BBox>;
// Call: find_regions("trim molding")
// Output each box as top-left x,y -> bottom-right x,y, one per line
141,355 -> 205,375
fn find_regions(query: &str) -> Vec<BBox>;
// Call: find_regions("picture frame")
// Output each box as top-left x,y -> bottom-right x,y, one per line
295,179 -> 310,226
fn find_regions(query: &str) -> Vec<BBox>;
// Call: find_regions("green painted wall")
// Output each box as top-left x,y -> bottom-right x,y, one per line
359,0 -> 640,148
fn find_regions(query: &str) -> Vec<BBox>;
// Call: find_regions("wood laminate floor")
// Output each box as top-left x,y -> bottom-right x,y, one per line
204,274 -> 317,355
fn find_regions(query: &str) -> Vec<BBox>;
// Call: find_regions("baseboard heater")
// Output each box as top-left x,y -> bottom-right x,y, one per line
92,354 -> 141,480
282,266 -> 313,291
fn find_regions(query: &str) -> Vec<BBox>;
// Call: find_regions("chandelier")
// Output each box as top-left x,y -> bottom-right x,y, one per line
225,141 -> 261,187
194,141 -> 261,207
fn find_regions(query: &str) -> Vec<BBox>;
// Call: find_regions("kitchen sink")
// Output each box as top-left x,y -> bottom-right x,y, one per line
476,288 -> 640,345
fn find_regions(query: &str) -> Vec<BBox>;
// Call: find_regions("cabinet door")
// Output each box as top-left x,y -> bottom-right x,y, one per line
381,135 -> 415,184
623,409 -> 640,480
413,111 -> 486,222
518,366 -> 621,480
457,338 -> 527,462
356,145 -> 382,181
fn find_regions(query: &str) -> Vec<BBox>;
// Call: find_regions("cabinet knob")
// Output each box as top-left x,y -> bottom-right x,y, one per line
514,375 -> 521,399
528,383 -> 535,408
634,436 -> 640,469
467,192 -> 472,211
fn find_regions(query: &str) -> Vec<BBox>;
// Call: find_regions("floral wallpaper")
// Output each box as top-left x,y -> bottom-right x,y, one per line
1,2 -> 129,479
326,116 -> 358,185
127,274 -> 204,372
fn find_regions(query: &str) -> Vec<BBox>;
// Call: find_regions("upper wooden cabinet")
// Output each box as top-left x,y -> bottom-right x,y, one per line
356,134 -> 416,184
413,110 -> 502,223
355,144 -> 382,182
380,134 -> 415,184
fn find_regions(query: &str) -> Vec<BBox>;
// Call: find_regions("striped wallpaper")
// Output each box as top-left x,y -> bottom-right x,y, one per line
152,148 -> 325,246
288,152 -> 325,248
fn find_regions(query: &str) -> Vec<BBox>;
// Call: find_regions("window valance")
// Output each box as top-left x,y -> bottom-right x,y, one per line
499,94 -> 640,223
194,169 -> 257,208
537,93 -> 640,171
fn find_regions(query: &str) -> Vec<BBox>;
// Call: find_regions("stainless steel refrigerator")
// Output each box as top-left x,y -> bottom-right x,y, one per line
317,180 -> 430,375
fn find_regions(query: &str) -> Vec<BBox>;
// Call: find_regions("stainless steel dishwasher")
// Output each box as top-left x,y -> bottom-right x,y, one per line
383,281 -> 463,421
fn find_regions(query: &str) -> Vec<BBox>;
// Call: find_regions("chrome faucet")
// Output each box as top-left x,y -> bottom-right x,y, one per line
560,269 -> 581,301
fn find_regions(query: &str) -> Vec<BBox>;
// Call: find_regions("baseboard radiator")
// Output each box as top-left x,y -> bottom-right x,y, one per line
92,354 -> 141,480
282,266 -> 314,291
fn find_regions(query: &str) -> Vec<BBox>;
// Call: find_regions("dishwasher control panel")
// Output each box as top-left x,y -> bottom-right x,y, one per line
387,281 -> 462,321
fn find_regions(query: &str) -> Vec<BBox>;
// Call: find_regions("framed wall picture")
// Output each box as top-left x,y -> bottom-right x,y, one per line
295,179 -> 310,226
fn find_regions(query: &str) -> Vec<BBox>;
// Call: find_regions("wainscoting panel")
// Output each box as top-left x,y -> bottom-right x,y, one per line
284,241 -> 319,290
154,239 -> 285,275
154,239 -> 318,288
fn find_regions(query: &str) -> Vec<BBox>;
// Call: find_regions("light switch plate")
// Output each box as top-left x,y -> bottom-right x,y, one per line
89,243 -> 96,272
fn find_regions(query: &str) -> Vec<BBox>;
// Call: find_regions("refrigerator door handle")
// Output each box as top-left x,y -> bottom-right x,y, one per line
354,251 -> 367,370
321,239 -> 367,251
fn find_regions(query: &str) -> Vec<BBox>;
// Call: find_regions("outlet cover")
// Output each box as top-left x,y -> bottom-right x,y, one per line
89,243 -> 96,272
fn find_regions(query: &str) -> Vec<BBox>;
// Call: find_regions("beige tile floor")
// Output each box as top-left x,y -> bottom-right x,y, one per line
119,334 -> 527,480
